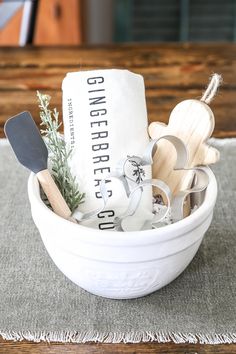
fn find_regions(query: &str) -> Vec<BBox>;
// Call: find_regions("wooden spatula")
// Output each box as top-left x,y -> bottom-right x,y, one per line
4,111 -> 75,222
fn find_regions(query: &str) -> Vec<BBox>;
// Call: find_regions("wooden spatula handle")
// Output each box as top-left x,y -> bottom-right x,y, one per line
37,169 -> 76,223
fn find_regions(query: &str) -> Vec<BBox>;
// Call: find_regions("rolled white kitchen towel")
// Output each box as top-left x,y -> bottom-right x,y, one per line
62,69 -> 153,231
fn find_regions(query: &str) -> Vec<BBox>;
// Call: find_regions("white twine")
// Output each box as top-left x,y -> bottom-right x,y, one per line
200,73 -> 223,104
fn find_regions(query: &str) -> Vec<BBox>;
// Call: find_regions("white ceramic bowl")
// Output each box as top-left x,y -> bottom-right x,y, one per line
28,168 -> 217,299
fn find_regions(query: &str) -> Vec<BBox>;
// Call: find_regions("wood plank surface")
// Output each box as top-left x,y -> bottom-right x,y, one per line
0,44 -> 236,353
0,44 -> 236,138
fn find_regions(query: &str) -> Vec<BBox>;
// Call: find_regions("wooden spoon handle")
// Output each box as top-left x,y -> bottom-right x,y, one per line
37,169 -> 76,223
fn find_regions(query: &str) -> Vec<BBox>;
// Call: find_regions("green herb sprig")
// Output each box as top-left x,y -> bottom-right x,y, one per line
37,91 -> 85,212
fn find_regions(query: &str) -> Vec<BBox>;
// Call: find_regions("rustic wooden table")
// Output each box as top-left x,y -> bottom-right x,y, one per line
0,44 -> 235,354
0,44 -> 236,138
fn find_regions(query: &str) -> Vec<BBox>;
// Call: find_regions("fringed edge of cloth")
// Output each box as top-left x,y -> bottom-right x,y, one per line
0,330 -> 236,344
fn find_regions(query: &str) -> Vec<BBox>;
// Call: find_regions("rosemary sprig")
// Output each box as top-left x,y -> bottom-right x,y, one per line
37,91 -> 85,212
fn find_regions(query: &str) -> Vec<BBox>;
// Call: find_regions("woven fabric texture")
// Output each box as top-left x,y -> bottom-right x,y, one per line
0,138 -> 235,344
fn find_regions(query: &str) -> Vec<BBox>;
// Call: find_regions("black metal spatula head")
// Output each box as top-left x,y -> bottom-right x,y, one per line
4,111 -> 48,174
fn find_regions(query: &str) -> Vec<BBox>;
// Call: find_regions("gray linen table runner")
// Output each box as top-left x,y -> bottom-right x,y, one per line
0,138 -> 235,344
